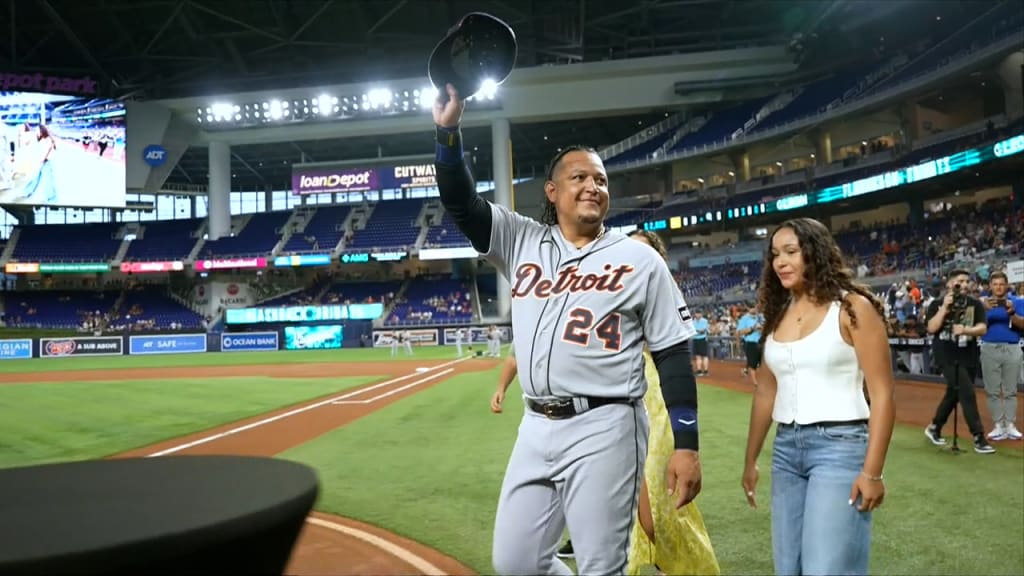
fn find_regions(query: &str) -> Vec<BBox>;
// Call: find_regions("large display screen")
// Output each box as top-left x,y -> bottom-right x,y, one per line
284,325 -> 343,350
0,91 -> 126,208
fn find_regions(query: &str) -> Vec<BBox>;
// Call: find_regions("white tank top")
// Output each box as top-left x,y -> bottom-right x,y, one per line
764,300 -> 870,425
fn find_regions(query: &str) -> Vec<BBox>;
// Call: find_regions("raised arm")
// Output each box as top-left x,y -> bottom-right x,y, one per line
433,84 -> 492,253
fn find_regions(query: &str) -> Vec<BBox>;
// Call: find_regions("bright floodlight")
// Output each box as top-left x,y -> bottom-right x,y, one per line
368,88 -> 392,109
419,86 -> 439,109
211,102 -> 233,121
317,94 -> 332,115
268,100 -> 283,120
478,78 -> 498,100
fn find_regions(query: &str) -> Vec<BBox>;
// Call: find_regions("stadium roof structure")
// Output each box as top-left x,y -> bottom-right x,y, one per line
5,0 -> 999,190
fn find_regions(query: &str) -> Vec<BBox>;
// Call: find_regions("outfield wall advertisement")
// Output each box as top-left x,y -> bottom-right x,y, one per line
0,338 -> 33,360
221,331 -> 279,352
40,336 -> 123,357
129,333 -> 207,356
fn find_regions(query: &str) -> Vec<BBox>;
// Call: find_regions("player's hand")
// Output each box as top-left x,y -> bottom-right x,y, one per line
741,463 -> 759,508
490,389 -> 505,413
666,449 -> 701,508
1006,299 -> 1016,315
432,83 -> 466,128
850,474 -> 885,512
942,292 -> 954,310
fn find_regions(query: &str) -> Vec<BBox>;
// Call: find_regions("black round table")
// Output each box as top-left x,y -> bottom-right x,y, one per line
0,455 -> 319,575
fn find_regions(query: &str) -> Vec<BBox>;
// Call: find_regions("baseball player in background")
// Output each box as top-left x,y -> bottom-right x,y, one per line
389,333 -> 400,357
454,328 -> 467,356
488,325 -> 503,357
434,83 -> 702,576
403,330 -> 414,356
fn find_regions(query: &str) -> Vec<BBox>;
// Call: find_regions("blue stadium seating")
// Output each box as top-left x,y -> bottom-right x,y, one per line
424,212 -> 471,248
281,205 -> 352,254
667,97 -> 774,155
122,219 -> 200,262
2,290 -> 119,329
386,275 -> 473,325
201,211 -> 291,259
11,222 -> 122,262
346,199 -> 424,251
113,286 -> 204,330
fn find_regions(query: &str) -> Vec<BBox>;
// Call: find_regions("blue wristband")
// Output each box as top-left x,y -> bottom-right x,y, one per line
435,125 -> 463,166
669,406 -> 698,433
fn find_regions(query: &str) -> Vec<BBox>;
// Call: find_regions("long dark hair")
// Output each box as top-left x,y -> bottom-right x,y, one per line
540,144 -> 599,226
757,217 -> 884,344
628,229 -> 668,261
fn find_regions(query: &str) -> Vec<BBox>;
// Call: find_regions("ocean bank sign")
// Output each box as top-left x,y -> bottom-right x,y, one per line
221,332 -> 279,352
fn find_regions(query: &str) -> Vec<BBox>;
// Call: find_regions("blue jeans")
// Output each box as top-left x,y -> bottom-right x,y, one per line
771,421 -> 872,575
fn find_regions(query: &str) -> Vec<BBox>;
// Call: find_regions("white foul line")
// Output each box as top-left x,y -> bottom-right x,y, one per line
305,516 -> 446,576
146,356 -> 470,457
331,368 -> 454,404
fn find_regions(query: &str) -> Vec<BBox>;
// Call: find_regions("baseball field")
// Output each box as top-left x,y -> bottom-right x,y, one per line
0,346 -> 1021,575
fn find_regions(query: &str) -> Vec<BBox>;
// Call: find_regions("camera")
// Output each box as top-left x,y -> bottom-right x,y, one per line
942,285 -> 969,332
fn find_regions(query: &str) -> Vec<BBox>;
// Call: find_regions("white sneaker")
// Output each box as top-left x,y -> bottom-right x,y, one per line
1005,424 -> 1023,441
987,422 -> 1007,441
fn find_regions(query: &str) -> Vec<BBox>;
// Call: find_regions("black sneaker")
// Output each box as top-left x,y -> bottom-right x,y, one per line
556,540 -> 574,559
925,424 -> 946,446
974,435 -> 996,454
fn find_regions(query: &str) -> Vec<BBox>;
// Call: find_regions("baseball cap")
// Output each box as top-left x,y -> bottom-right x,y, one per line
428,12 -> 517,99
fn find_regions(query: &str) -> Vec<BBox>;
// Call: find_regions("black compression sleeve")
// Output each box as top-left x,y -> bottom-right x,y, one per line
434,125 -> 492,253
650,340 -> 699,451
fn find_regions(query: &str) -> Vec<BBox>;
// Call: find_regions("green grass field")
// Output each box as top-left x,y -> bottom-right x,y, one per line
0,347 -> 1021,575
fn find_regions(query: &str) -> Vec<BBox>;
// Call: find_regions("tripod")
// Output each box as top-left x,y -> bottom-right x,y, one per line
950,365 -> 962,454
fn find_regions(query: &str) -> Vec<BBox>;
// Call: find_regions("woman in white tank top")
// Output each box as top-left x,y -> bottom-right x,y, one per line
741,218 -> 895,576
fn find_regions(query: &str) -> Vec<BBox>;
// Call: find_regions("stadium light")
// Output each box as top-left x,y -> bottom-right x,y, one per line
367,88 -> 392,110
419,86 -> 438,110
476,78 -> 498,100
268,100 -> 283,120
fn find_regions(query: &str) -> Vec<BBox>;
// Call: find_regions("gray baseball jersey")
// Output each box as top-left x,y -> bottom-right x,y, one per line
484,203 -> 696,400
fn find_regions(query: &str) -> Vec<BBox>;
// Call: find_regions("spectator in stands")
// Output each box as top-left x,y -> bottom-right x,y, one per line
923,268 -> 996,454
742,217 -> 895,576
896,316 -> 927,375
979,271 -> 1024,441
690,310 -> 710,376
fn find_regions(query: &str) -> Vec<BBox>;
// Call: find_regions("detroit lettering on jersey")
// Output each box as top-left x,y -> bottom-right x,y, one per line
511,263 -> 634,299
483,203 -> 695,399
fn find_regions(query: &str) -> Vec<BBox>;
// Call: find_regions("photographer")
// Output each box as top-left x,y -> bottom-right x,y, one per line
980,272 -> 1024,441
923,269 -> 996,454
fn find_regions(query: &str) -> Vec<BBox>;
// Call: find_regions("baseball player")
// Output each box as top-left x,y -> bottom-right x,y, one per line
433,83 -> 702,576
389,333 -> 400,357
403,330 -> 414,356
489,325 -> 502,357
454,328 -> 467,356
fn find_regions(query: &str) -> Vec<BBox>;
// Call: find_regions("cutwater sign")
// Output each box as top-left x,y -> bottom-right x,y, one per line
143,144 -> 168,167
0,339 -> 32,360
221,332 -> 279,352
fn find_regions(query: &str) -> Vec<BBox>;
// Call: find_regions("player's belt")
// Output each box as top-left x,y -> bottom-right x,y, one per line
526,397 -> 633,420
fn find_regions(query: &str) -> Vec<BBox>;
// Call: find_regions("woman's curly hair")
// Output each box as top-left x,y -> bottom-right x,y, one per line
540,144 -> 600,226
757,217 -> 884,345
627,229 -> 668,261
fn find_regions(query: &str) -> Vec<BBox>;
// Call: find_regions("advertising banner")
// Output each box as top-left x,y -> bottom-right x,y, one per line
283,325 -> 343,350
40,336 -> 123,357
38,263 -> 110,274
292,166 -> 379,195
4,262 -> 40,273
372,328 -> 440,347
129,333 -> 207,355
221,331 -> 279,352
120,261 -> 185,273
417,246 -> 480,261
194,257 -> 267,271
0,338 -> 32,360
193,282 -> 255,319
381,163 -> 437,189
226,303 -> 384,324
273,254 -> 332,267
339,250 -> 408,264
442,326 -> 511,345
1006,259 -> 1023,283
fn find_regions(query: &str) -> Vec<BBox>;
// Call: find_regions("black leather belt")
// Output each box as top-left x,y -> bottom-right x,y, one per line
780,419 -> 869,428
526,397 -> 633,420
